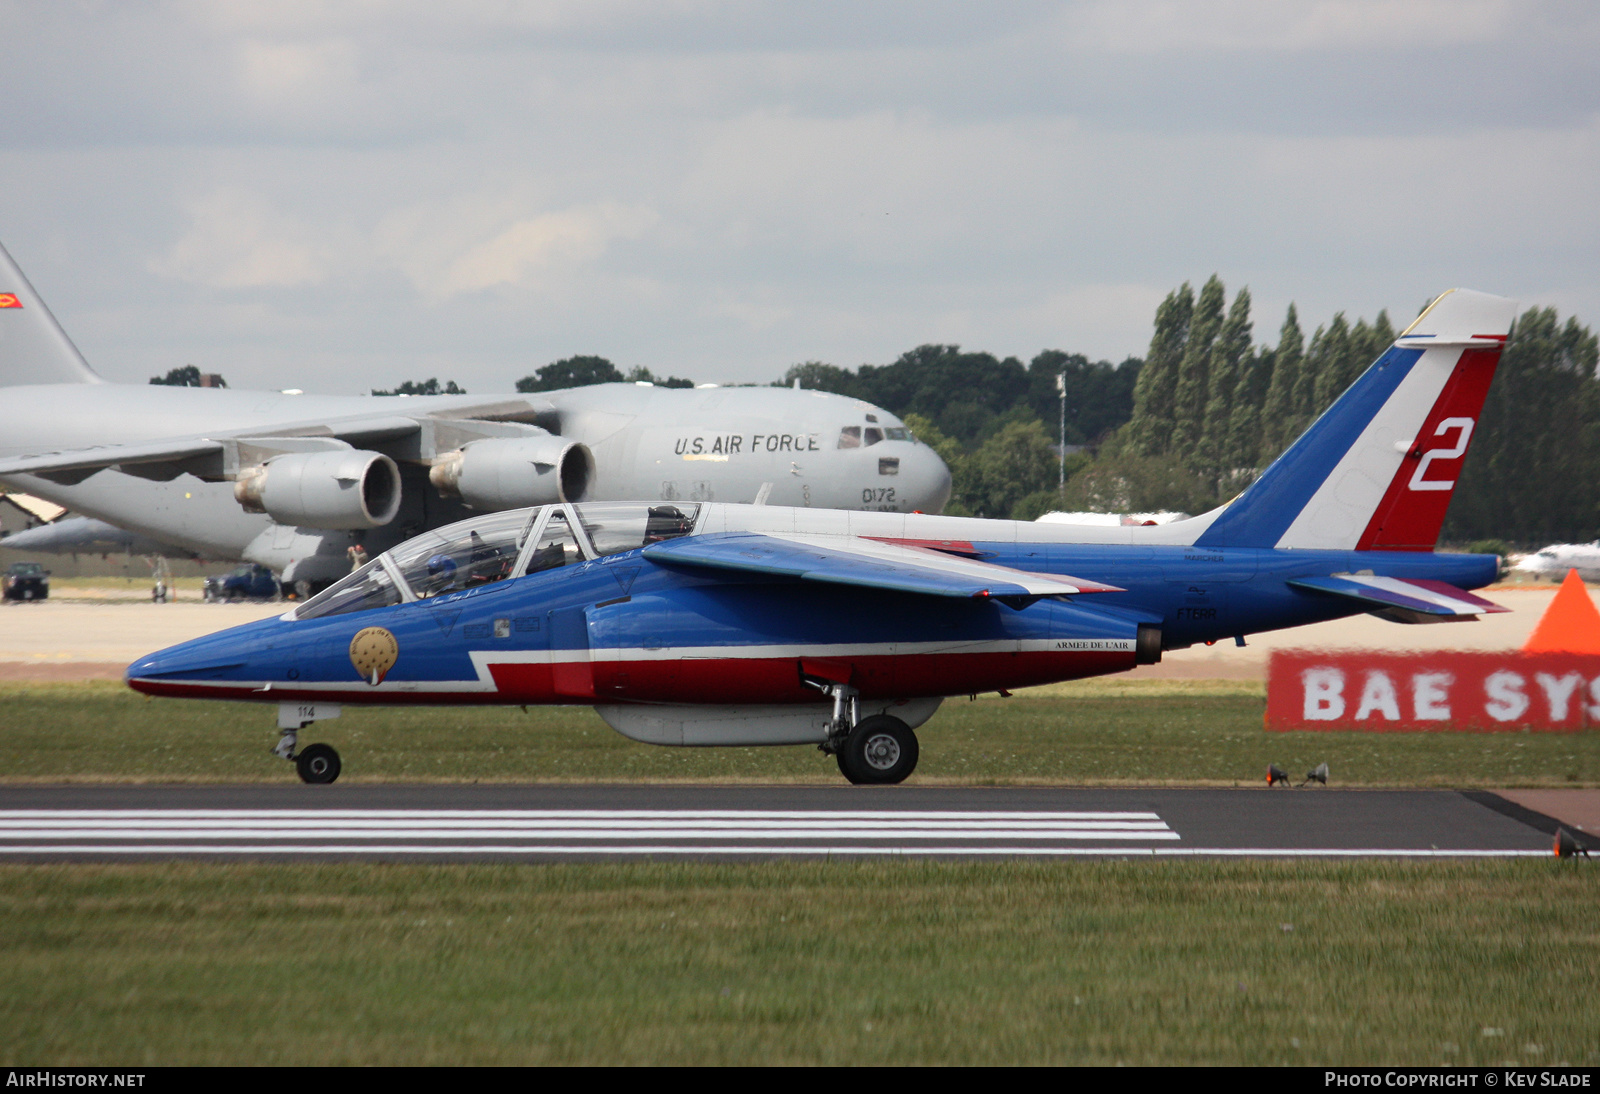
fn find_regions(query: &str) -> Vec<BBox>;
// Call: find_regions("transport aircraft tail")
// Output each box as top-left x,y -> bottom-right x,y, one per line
0,240 -> 102,387
1193,288 -> 1519,552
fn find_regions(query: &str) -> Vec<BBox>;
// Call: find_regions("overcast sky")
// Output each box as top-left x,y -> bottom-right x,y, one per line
1,1 -> 1595,392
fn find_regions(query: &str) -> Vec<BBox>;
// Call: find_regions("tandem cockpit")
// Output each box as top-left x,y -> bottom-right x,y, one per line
292,503 -> 701,621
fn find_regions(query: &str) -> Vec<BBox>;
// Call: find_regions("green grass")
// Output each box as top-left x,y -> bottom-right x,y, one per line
1,681 -> 1596,786
1,859 -> 1595,1065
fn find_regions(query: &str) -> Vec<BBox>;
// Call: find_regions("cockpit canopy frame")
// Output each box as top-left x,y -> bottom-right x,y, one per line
292,501 -> 700,621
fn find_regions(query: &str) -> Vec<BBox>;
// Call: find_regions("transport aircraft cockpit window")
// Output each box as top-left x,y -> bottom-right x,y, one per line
885,427 -> 908,441
389,509 -> 531,598
573,503 -> 700,557
863,427 -> 883,446
837,425 -> 861,449
294,558 -> 404,620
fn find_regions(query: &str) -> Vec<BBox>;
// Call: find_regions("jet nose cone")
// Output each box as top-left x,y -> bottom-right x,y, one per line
899,443 -> 954,513
125,640 -> 250,690
125,618 -> 274,695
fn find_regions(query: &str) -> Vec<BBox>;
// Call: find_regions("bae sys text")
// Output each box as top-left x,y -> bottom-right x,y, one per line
1268,651 -> 1600,731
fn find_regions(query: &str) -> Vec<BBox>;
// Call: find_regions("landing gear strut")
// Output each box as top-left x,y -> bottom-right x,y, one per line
274,702 -> 343,785
807,679 -> 920,785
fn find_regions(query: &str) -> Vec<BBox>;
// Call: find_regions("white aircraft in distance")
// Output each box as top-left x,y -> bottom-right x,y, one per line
0,241 -> 951,592
1511,542 -> 1600,582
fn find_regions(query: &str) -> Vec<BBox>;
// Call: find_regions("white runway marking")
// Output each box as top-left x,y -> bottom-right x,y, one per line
0,808 -> 1178,854
0,845 -> 1549,858
0,809 -> 1552,858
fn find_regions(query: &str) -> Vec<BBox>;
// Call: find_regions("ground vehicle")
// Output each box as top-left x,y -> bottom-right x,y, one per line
203,564 -> 280,602
2,561 -> 49,600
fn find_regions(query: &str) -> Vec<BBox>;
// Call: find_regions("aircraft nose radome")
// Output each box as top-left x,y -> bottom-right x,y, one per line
903,444 -> 954,513
125,618 -> 278,687
126,640 -> 242,684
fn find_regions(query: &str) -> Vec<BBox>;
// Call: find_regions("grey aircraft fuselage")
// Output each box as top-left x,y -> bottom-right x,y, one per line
0,382 -> 951,583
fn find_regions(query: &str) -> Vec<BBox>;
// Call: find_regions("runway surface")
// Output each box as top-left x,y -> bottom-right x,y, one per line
0,785 -> 1564,861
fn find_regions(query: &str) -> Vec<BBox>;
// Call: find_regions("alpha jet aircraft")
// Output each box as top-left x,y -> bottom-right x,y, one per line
0,241 -> 950,591
128,288 -> 1517,785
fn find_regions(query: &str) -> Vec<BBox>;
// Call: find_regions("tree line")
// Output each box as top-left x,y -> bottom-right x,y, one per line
370,357 -> 696,396
775,278 -> 1600,546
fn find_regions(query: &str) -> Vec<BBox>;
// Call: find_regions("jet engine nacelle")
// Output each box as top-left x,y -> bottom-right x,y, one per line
233,450 -> 402,530
428,435 -> 593,510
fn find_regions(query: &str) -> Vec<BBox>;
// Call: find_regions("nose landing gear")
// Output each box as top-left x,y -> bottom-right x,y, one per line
273,702 -> 343,784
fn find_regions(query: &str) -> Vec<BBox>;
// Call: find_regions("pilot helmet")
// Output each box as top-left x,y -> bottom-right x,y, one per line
426,553 -> 458,575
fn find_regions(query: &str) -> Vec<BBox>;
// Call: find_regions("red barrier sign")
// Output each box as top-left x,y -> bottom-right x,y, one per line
1266,650 -> 1600,732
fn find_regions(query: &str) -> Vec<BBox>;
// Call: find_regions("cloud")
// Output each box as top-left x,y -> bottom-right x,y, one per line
235,37 -> 361,107
1059,0 -> 1515,54
2,2 -> 1594,392
377,199 -> 660,298
148,189 -> 340,289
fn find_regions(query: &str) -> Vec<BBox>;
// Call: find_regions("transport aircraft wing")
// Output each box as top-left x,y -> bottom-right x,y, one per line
1287,574 -> 1508,623
0,436 -> 233,481
642,531 -> 1122,600
0,406 -> 552,483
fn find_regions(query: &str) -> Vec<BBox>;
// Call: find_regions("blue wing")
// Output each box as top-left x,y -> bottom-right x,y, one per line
643,531 -> 1121,600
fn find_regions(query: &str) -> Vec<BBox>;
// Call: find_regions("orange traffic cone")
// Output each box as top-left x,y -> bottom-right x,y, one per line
1522,569 -> 1600,654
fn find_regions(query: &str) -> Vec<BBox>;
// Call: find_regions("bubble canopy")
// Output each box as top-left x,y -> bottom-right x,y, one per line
293,502 -> 700,621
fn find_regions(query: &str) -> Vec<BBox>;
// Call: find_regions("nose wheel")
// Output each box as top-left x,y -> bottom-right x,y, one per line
836,715 -> 919,785
295,743 -> 342,784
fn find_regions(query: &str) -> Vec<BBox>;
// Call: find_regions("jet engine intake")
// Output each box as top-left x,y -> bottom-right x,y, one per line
428,435 -> 593,510
233,450 -> 402,530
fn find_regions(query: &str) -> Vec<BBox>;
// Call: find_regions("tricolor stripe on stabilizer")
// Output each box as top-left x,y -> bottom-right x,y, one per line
1195,289 -> 1518,552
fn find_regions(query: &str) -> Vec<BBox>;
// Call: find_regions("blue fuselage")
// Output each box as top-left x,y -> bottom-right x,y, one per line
127,541 -> 1498,708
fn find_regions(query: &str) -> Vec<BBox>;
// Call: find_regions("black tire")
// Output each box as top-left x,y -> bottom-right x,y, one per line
295,743 -> 342,785
836,715 -> 918,785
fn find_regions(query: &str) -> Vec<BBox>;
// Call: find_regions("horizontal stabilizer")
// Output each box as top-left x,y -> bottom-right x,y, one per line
644,532 -> 1121,600
1288,574 -> 1508,624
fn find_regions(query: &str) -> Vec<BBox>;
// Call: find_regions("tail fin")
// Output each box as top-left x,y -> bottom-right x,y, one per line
1195,288 -> 1518,551
0,240 -> 102,386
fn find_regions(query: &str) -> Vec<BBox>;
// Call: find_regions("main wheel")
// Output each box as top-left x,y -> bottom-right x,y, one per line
836,715 -> 918,785
295,743 -> 342,784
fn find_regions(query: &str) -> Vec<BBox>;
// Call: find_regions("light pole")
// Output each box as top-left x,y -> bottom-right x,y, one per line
1056,371 -> 1067,488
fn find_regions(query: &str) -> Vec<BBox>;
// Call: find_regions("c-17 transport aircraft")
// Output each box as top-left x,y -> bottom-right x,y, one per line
128,288 -> 1518,785
0,242 -> 950,591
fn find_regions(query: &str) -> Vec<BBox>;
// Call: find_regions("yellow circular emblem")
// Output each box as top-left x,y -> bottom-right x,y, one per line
349,627 -> 399,685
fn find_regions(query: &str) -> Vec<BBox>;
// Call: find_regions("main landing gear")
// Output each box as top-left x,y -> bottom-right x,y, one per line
273,703 -> 343,784
811,681 -> 920,785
